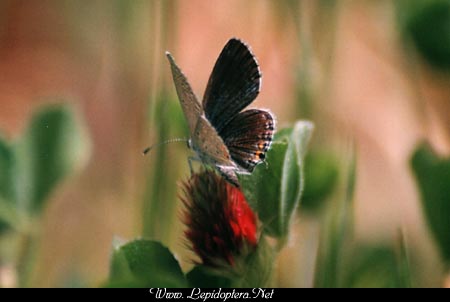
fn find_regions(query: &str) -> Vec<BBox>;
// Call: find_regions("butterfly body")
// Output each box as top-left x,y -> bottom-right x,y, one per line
166,38 -> 275,186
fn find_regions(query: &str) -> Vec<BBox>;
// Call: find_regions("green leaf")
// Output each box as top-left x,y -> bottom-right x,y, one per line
240,142 -> 287,228
0,197 -> 21,233
339,233 -> 412,288
109,242 -> 136,286
404,0 -> 450,71
343,246 -> 401,288
0,137 -> 16,232
302,151 -> 339,212
0,105 -> 89,231
273,127 -> 293,141
411,143 -> 450,263
239,121 -> 313,240
15,104 -> 90,214
0,136 -> 16,203
108,239 -> 187,288
187,266 -> 233,288
237,236 -> 274,287
343,244 -> 410,288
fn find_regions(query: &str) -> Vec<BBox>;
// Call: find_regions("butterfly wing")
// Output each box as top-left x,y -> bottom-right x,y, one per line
166,52 -> 202,136
192,116 -> 241,187
219,109 -> 275,172
202,38 -> 261,133
191,116 -> 234,166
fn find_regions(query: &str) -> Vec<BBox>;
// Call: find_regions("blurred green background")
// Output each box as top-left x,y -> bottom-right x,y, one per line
0,0 -> 449,287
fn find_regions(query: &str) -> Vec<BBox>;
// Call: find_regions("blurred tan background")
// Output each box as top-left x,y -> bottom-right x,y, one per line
0,0 -> 449,287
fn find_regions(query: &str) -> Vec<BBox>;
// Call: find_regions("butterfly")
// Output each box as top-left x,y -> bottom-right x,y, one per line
166,38 -> 275,187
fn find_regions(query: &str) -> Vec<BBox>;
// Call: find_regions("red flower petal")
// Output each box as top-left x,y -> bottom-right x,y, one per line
182,170 -> 258,269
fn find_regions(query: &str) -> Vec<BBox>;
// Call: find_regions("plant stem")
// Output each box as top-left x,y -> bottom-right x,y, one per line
16,223 -> 40,288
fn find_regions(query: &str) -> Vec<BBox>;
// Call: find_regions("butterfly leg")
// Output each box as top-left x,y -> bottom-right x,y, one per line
188,157 -> 196,175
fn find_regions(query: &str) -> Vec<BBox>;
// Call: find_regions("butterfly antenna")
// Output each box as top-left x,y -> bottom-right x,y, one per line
142,138 -> 189,155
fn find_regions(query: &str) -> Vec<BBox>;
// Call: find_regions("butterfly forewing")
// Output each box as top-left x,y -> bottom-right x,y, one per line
166,52 -> 202,136
219,109 -> 274,172
202,38 -> 261,133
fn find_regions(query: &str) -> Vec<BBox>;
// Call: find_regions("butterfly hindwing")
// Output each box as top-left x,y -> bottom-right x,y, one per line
166,52 -> 202,136
202,38 -> 261,133
191,116 -> 234,167
219,109 -> 274,172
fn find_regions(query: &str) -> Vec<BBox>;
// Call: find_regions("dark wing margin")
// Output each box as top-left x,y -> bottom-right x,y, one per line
202,38 -> 261,133
219,109 -> 275,172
